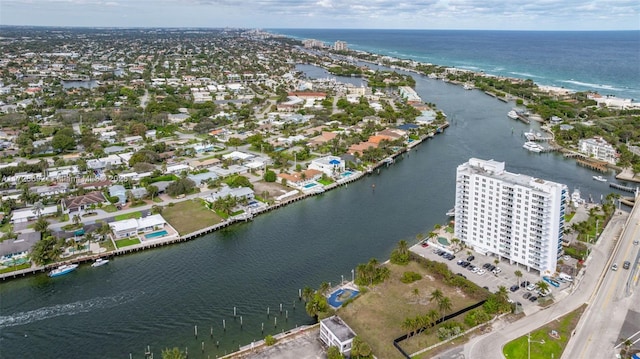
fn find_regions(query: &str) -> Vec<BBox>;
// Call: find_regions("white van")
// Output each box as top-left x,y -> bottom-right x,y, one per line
559,273 -> 573,282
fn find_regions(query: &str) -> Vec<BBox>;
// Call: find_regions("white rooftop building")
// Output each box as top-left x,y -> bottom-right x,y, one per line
319,316 -> 356,355
308,156 -> 345,177
454,158 -> 568,275
578,136 -> 617,164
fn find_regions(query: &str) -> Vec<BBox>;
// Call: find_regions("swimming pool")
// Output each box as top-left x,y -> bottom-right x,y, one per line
145,230 -> 168,239
303,183 -> 317,189
328,288 -> 360,308
340,171 -> 353,177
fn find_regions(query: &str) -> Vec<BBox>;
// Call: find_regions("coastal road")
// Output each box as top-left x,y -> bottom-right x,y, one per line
435,209 -> 630,359
562,198 -> 640,359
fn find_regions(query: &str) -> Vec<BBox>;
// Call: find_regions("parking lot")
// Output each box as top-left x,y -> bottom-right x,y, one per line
411,241 -> 572,311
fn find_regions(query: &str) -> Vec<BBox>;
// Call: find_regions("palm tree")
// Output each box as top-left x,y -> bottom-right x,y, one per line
496,286 -> 509,302
426,309 -> 440,330
318,281 -> 331,296
514,270 -> 523,287
301,286 -> 314,302
536,280 -> 550,295
438,296 -> 453,321
32,200 -> 45,218
430,289 -> 444,304
397,240 -> 409,256
34,216 -> 50,233
72,214 -> 81,226
402,317 -> 415,338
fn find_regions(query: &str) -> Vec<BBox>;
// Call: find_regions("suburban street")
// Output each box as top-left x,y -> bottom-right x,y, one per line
562,202 -> 640,358
433,200 -> 637,359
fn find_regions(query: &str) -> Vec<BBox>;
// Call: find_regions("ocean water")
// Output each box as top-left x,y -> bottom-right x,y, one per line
272,29 -> 640,100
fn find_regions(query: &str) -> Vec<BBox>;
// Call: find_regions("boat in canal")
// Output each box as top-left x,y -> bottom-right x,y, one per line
91,258 -> 109,267
48,264 -> 79,277
592,175 -> 607,182
446,208 -> 455,217
523,141 -> 544,153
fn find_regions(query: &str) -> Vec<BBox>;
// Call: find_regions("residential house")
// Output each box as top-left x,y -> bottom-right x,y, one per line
109,214 -> 167,239
319,316 -> 356,356
578,136 -> 617,164
62,191 -> 106,213
10,205 -> 58,223
308,156 -> 345,177
0,232 -> 41,265
204,186 -> 255,203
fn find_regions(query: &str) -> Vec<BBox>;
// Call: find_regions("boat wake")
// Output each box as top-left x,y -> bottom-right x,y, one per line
0,291 -> 140,329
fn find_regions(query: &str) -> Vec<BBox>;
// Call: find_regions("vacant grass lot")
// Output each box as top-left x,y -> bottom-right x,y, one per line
115,237 -> 140,248
114,211 -> 142,221
339,261 -> 480,359
162,200 -> 222,235
503,305 -> 586,359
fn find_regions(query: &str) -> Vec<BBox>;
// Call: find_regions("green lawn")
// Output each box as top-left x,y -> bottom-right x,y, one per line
114,211 -> 142,221
102,205 -> 118,213
0,262 -> 31,274
503,305 -> 586,359
318,178 -> 334,185
115,237 -> 141,248
162,200 -> 223,235
565,212 -> 576,222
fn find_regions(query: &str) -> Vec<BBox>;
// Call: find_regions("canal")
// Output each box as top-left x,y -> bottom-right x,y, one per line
0,68 -> 625,359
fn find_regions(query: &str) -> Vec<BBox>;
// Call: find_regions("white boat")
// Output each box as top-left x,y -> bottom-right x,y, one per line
524,131 -> 537,141
571,189 -> 585,205
592,175 -> 607,182
446,208 -> 455,217
463,83 -> 473,90
48,264 -> 78,277
523,141 -> 544,153
507,110 -> 519,120
91,258 -> 109,267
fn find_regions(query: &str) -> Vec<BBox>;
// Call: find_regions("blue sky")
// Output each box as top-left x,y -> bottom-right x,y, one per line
1,0 -> 639,30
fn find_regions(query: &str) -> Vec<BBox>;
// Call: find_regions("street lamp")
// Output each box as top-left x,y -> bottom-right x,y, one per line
528,332 -> 545,359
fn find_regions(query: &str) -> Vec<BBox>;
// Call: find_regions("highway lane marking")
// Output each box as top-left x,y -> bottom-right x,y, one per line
604,219 -> 640,308
578,333 -> 593,359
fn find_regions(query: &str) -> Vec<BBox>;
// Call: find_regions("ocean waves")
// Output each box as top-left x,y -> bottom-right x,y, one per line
0,291 -> 140,329
560,79 -> 626,92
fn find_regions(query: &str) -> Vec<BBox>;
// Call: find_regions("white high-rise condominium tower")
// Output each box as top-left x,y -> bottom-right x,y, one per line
454,158 -> 568,275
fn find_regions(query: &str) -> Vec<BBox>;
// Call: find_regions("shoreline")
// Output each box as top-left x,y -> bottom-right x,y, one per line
0,123 -> 449,281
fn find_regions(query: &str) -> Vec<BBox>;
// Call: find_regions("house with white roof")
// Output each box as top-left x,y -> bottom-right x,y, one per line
578,136 -> 617,164
109,214 -> 167,239
308,156 -> 345,177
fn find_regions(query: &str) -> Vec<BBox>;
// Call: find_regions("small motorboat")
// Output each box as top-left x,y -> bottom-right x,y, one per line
592,175 -> 607,182
91,258 -> 109,267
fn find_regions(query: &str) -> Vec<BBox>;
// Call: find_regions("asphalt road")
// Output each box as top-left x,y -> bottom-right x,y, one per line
562,201 -> 640,359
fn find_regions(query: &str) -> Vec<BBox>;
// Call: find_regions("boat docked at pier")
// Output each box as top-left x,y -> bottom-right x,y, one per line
592,175 -> 607,182
507,110 -> 519,120
446,208 -> 455,217
48,264 -> 78,277
523,141 -> 544,153
91,258 -> 109,267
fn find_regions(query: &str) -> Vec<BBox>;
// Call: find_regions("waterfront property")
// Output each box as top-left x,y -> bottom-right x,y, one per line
308,155 -> 345,177
454,158 -> 568,275
109,214 -> 168,239
319,316 -> 356,355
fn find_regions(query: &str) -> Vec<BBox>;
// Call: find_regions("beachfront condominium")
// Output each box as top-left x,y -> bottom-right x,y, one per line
453,158 -> 568,275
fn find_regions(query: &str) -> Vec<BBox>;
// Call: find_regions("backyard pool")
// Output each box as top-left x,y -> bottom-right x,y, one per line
145,230 -> 168,239
328,288 -> 360,308
340,171 -> 353,177
303,183 -> 317,189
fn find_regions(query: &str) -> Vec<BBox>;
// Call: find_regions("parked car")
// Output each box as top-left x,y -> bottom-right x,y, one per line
456,273 -> 467,279
623,261 -> 631,270
520,280 -> 530,288
633,240 -> 638,245
467,255 -> 475,262
421,241 -> 429,247
509,285 -> 520,292
528,296 -> 538,302
523,292 -> 532,299
492,267 -> 502,275
482,263 -> 491,269
526,283 -> 537,291
476,269 -> 486,275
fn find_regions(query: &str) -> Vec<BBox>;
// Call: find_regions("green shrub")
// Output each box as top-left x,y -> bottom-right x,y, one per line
400,271 -> 422,283
264,335 -> 276,346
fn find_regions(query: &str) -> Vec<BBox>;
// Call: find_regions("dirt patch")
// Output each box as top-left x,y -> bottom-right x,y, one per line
252,181 -> 295,201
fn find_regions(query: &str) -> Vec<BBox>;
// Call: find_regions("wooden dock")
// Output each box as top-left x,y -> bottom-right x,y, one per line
609,183 -> 638,194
